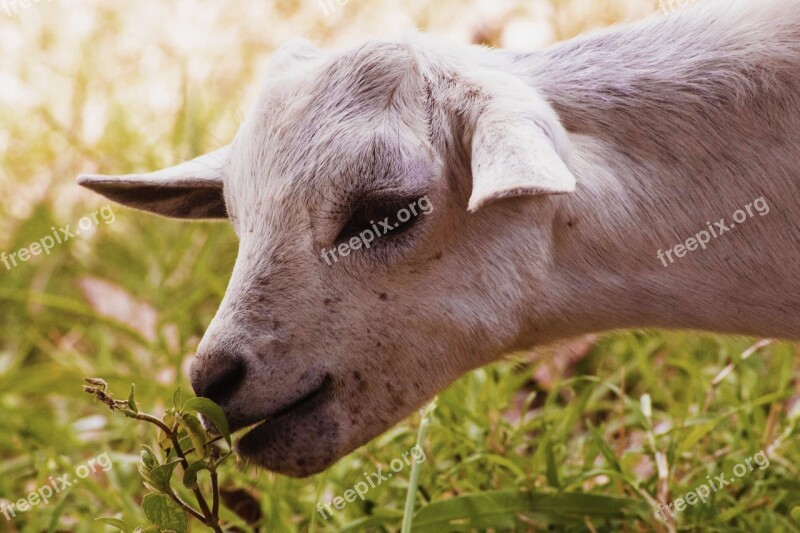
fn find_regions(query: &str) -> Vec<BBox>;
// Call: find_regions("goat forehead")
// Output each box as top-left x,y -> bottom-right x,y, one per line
225,41 -> 431,214
312,42 -> 417,105
263,42 -> 423,137
235,133 -> 430,205
249,40 -> 420,127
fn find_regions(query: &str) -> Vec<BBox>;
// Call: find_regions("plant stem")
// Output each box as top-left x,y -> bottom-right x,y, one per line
168,489 -> 207,522
166,424 -> 220,531
401,398 -> 436,533
211,468 -> 220,521
137,411 -> 221,531
132,412 -> 174,434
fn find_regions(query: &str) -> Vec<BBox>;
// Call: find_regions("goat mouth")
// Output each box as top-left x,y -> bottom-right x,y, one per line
235,375 -> 333,441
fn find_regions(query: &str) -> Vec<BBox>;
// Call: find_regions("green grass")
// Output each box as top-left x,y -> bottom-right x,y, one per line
1,1 -> 799,531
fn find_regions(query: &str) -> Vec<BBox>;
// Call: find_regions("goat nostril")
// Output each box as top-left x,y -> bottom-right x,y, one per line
195,357 -> 246,405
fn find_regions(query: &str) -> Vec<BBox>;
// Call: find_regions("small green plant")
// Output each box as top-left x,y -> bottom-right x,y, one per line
83,378 -> 232,532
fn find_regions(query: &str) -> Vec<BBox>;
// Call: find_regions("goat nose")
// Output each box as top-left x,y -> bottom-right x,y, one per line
190,353 -> 246,405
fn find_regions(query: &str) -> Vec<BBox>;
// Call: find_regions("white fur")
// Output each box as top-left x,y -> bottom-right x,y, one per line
79,0 -> 800,476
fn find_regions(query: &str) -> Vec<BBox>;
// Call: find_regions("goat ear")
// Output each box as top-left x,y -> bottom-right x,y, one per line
77,146 -> 229,219
466,76 -> 576,212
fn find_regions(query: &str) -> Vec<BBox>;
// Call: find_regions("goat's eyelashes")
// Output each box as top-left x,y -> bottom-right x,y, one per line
334,197 -> 421,245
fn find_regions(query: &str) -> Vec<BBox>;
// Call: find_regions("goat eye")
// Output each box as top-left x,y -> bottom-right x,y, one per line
335,198 -> 420,244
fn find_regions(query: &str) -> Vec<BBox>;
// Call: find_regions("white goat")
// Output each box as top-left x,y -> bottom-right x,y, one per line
78,0 -> 800,476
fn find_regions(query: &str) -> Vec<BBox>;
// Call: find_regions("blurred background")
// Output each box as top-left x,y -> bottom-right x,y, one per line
1,0 -> 798,531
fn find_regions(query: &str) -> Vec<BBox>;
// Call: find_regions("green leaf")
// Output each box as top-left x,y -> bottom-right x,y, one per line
140,445 -> 157,470
182,460 -> 209,490
163,412 -> 176,430
158,430 -> 173,452
544,440 -> 560,489
127,383 -> 137,413
142,493 -> 188,533
140,459 -> 181,494
587,421 -> 621,472
173,386 -> 182,412
412,490 -> 647,532
791,506 -> 800,523
95,518 -> 131,532
180,413 -> 208,459
166,435 -> 194,461
47,496 -> 70,533
183,397 -> 231,446
339,509 -> 404,532
678,419 -> 719,454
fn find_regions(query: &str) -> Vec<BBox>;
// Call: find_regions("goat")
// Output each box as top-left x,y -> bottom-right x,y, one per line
78,0 -> 800,476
